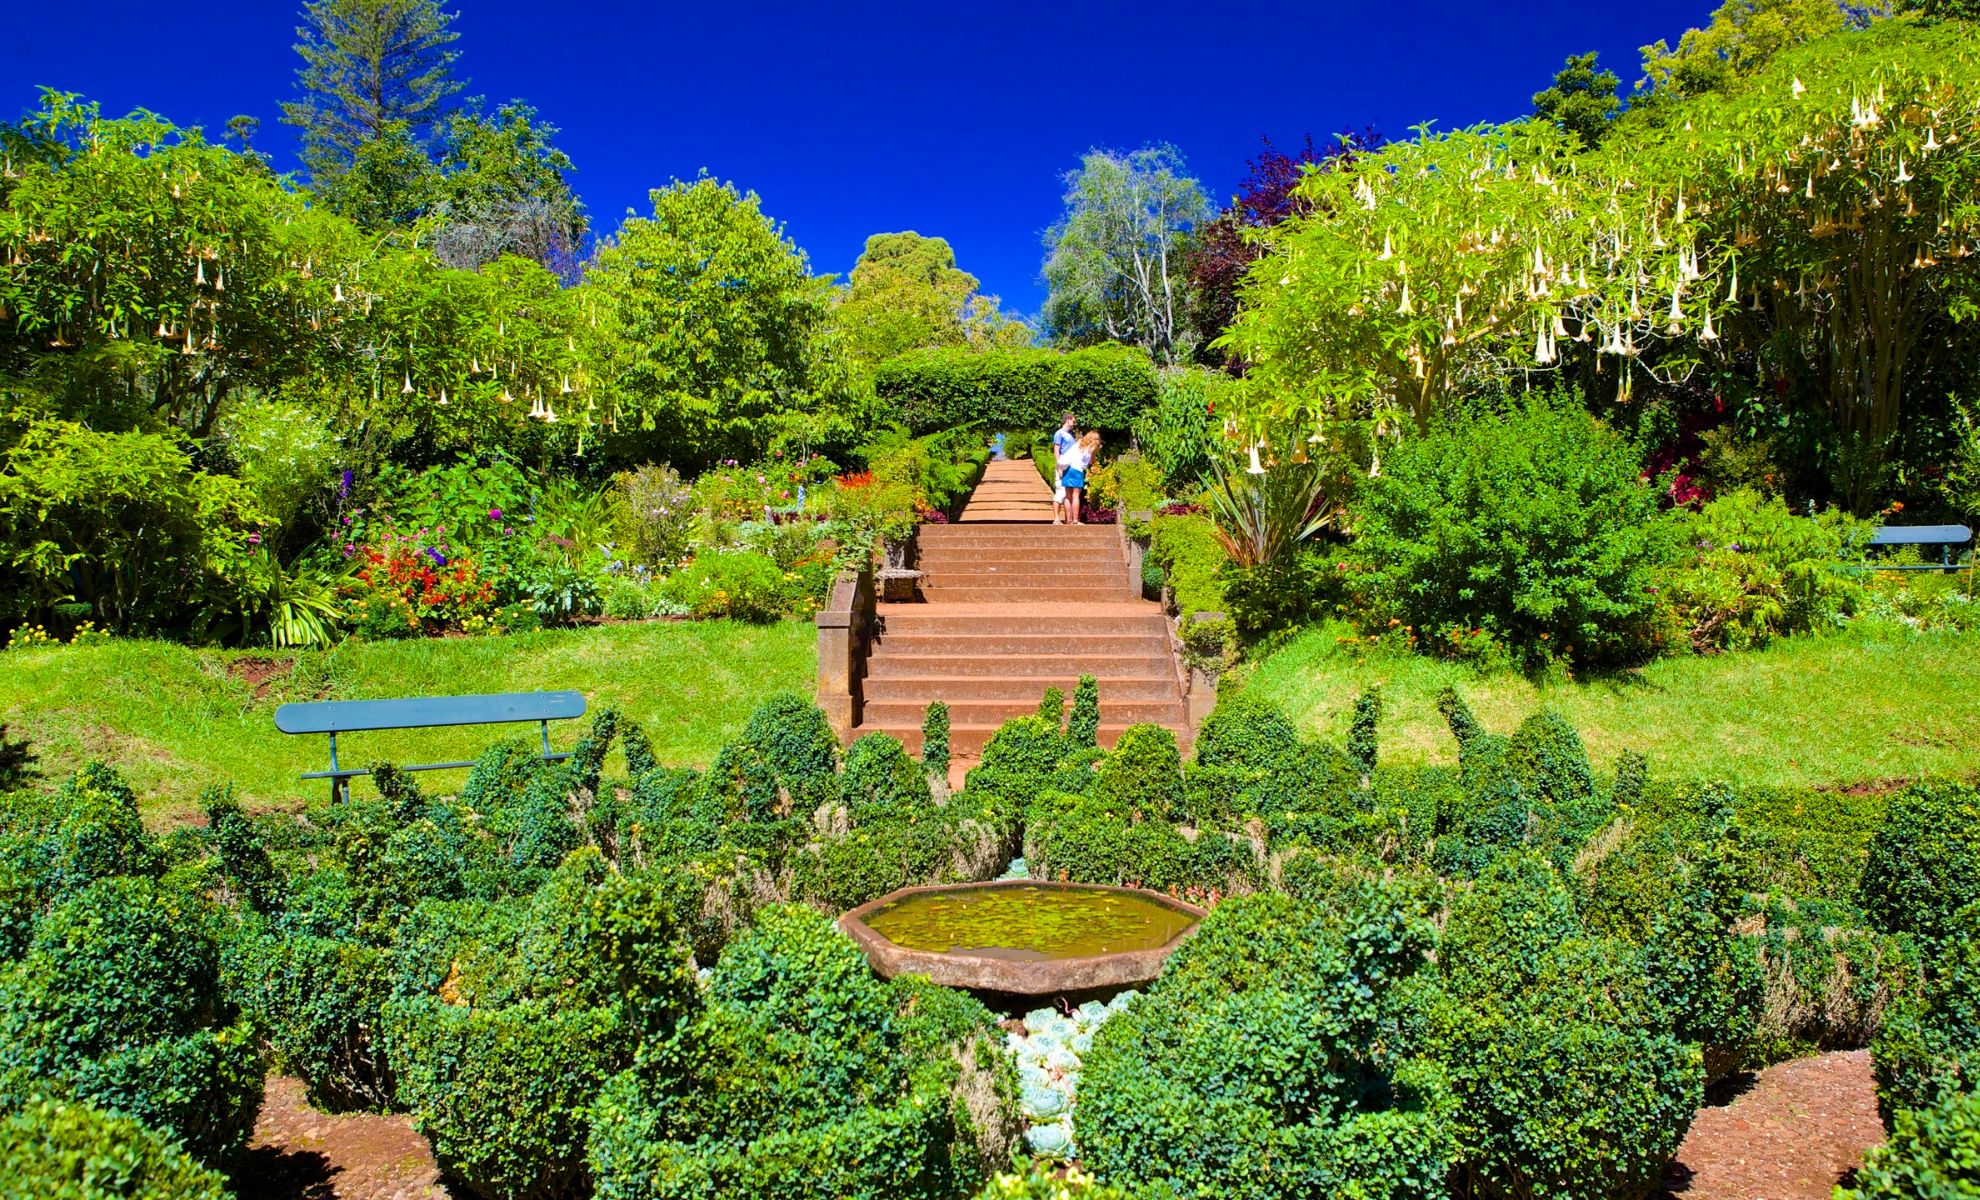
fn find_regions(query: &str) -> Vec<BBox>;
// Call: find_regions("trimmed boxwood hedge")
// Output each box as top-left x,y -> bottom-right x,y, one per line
873,346 -> 1158,435
1,1097 -> 231,1200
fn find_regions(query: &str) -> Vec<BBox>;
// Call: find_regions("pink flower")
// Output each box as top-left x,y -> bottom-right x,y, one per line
489,508 -> 503,520
247,532 -> 262,544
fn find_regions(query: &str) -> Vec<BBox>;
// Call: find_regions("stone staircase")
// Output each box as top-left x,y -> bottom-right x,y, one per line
848,459 -> 1191,761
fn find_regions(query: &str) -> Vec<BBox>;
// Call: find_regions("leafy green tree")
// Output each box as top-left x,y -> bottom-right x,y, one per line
1534,52 -> 1622,148
831,232 -> 1027,364
283,0 -> 465,225
432,99 -> 587,276
1637,0 -> 1854,100
580,177 -> 841,467
1043,145 -> 1210,366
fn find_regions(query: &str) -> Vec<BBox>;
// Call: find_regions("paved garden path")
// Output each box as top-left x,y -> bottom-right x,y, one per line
851,458 -> 1191,763
236,1053 -> 1885,1199
240,1075 -> 448,1200
1660,1049 -> 1885,1200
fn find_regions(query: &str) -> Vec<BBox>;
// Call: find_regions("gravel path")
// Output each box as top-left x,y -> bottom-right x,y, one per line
236,1075 -> 449,1200
1662,1050 -> 1886,1200
232,1051 -> 1885,1200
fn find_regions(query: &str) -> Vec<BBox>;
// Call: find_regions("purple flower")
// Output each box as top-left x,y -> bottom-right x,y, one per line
425,547 -> 448,568
338,469 -> 354,500
247,532 -> 261,545
489,507 -> 502,520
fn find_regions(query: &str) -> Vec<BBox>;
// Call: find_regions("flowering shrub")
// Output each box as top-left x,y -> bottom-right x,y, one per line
694,453 -> 837,522
659,551 -> 787,622
341,522 -> 499,637
617,464 -> 696,568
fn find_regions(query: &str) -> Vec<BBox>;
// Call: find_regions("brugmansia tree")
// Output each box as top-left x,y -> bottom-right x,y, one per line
1220,118 -> 1712,466
1628,19 -> 1980,508
0,92 -> 596,468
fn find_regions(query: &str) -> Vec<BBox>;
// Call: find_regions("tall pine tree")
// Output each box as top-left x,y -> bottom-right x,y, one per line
282,0 -> 464,225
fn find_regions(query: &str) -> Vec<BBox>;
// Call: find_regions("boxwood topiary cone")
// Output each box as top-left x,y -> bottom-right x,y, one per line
1067,675 -> 1101,748
921,700 -> 951,780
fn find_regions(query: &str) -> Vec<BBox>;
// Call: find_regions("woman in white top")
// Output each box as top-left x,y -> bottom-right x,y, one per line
1060,432 -> 1099,525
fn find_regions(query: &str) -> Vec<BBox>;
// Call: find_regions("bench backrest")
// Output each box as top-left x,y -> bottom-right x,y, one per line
1869,524 -> 1973,547
274,690 -> 587,735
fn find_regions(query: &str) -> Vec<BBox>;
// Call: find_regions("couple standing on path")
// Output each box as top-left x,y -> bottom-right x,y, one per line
1051,412 -> 1102,526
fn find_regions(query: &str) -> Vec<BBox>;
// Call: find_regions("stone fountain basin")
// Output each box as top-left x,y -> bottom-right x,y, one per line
839,879 -> 1207,996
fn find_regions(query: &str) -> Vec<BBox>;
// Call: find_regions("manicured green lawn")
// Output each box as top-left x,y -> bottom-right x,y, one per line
1,620 -> 816,822
1240,621 -> 1980,790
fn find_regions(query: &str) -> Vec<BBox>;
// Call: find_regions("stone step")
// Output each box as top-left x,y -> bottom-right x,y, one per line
863,674 -> 1180,702
871,653 -> 1172,681
851,722 -> 1179,758
869,636 -> 1171,660
917,584 -> 1131,603
875,610 -> 1169,636
920,570 -> 1128,589
922,526 -> 1114,540
862,696 -> 1186,726
914,552 -> 1123,572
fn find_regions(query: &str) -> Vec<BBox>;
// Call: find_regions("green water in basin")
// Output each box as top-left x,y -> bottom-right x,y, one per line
863,885 -> 1197,962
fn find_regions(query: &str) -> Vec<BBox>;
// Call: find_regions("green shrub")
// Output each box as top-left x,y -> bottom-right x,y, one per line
921,701 -> 951,779
1862,781 -> 1980,942
1221,551 -> 1326,639
1078,891 -> 1457,1200
1026,791 -> 1256,896
1347,686 -> 1382,778
1193,694 -> 1301,773
0,420 -> 265,633
976,1164 -> 1138,1199
1036,686 -> 1066,727
1066,676 -> 1101,749
1133,367 -> 1232,494
1745,894 -> 1917,1064
1657,489 -> 1873,652
1086,451 -> 1163,513
0,1097 -> 231,1200
1506,710 -> 1595,810
586,905 -> 1015,1200
44,762 -> 160,896
1344,397 -> 1677,667
659,550 -> 787,621
842,733 -> 932,826
1092,725 -> 1186,822
385,855 -> 699,1199
740,693 -> 841,811
1873,902 -> 1980,1120
390,997 -> 626,1199
0,876 -> 262,1164
1430,855 -> 1703,1200
965,717 -> 1067,804
1146,514 -> 1227,616
873,345 -> 1158,435
226,927 -> 394,1111
1839,1087 -> 1980,1199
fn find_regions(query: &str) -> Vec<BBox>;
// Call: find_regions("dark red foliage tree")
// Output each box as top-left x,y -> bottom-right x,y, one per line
1188,130 -> 1380,370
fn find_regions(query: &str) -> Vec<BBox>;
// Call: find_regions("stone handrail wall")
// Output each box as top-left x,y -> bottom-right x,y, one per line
815,564 -> 877,740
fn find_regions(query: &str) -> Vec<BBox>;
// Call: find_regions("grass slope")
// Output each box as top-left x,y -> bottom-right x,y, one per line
1240,621 -> 1980,790
1,620 -> 815,822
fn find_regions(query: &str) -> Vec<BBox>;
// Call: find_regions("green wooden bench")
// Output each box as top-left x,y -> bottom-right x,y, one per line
274,690 -> 587,801
1868,524 -> 1973,572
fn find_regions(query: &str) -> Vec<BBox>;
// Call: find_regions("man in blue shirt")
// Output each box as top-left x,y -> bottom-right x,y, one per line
1051,412 -> 1077,524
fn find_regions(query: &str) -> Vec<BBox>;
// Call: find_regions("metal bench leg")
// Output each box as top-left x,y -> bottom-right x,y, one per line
540,719 -> 552,761
329,732 -> 345,803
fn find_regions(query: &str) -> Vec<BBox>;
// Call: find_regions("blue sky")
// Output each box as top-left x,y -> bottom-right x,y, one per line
11,0 -> 1713,315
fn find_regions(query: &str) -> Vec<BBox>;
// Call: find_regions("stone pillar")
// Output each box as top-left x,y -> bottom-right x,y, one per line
815,566 -> 875,740
1183,610 -> 1227,728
